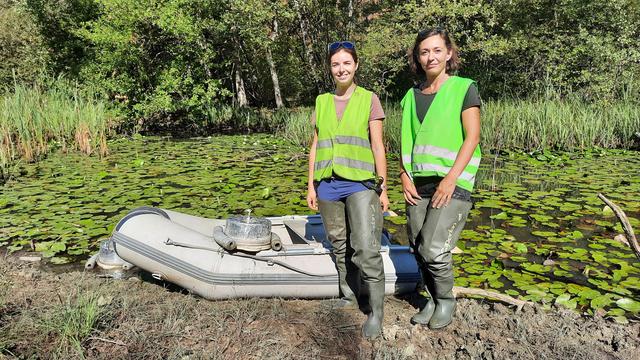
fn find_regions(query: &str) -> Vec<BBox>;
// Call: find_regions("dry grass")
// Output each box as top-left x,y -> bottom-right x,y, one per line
1,256 -> 638,360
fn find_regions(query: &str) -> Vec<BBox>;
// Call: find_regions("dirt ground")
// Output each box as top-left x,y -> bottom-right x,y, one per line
0,256 -> 638,360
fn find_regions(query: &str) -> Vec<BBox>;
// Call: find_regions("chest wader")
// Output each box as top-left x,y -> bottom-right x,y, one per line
318,189 -> 385,338
401,77 -> 479,329
314,87 -> 385,338
406,197 -> 471,329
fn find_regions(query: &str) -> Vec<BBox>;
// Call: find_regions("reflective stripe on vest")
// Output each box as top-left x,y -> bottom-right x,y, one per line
317,139 -> 333,149
413,144 -> 481,168
412,163 -> 476,183
316,135 -> 371,150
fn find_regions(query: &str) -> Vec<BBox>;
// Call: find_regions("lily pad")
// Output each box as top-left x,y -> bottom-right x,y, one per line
616,298 -> 640,313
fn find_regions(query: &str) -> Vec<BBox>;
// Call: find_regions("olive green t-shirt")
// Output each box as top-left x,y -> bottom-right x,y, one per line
412,82 -> 481,202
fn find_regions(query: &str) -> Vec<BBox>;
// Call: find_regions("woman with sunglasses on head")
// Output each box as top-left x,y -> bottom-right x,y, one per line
400,28 -> 481,329
307,41 -> 388,339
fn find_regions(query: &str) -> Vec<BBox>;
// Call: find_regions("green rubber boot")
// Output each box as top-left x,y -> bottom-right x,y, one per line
362,280 -> 385,339
318,199 -> 359,309
410,268 -> 435,325
428,264 -> 456,330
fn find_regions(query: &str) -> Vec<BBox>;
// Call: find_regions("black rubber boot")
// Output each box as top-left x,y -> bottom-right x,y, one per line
362,280 -> 385,339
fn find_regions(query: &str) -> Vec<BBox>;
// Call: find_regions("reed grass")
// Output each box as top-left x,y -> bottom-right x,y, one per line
0,82 -> 113,181
274,107 -> 313,147
480,98 -> 640,152
276,98 -> 640,153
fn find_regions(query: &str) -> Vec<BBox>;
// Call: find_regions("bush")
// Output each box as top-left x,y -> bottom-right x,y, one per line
0,0 -> 49,88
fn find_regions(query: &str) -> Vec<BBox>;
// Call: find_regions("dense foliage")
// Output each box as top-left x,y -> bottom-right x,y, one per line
2,0 -> 639,125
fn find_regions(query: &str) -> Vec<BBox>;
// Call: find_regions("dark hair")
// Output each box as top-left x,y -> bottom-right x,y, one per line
409,28 -> 460,76
327,45 -> 358,65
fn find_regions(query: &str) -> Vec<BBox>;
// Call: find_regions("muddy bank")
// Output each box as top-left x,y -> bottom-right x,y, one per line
0,256 -> 638,360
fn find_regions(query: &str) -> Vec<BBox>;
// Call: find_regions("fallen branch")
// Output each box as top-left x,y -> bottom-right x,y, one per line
598,193 -> 640,261
88,336 -> 127,346
453,286 -> 533,312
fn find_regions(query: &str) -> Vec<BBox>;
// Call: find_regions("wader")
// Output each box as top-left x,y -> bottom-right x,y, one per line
406,197 -> 471,329
318,189 -> 385,338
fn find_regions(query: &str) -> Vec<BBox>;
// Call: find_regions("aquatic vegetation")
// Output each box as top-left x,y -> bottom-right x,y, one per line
0,82 -> 113,181
1,135 -> 638,321
279,99 -> 640,153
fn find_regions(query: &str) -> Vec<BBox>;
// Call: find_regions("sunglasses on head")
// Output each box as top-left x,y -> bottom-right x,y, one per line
328,41 -> 355,52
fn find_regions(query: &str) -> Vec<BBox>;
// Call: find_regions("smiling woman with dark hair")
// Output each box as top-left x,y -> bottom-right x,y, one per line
306,41 -> 388,339
400,28 -> 482,330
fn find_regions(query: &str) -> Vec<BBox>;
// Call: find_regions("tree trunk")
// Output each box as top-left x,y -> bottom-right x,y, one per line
292,0 -> 320,90
347,0 -> 354,38
234,63 -> 247,107
266,48 -> 283,108
268,18 -> 284,108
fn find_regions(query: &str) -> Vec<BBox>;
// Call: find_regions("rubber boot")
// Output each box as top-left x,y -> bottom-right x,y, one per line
409,198 -> 471,329
344,190 -> 384,316
362,280 -> 385,339
318,199 -> 358,309
427,263 -> 456,330
410,267 -> 435,325
406,198 -> 434,325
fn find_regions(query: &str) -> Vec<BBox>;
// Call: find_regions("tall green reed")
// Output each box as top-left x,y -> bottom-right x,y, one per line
275,98 -> 639,153
0,82 -> 113,181
215,96 -> 639,155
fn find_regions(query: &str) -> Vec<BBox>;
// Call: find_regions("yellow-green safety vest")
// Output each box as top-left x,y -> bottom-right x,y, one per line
314,86 -> 376,181
400,76 -> 481,191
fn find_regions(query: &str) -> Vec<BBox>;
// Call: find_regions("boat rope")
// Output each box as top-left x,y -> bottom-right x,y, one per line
164,238 -> 329,277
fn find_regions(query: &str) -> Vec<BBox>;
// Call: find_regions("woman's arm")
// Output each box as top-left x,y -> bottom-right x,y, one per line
431,106 -> 481,208
369,120 -> 389,212
307,128 -> 319,211
400,158 -> 421,206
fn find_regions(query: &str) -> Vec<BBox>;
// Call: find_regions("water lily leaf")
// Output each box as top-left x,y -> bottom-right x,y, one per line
50,241 -> 66,253
611,316 -> 629,324
6,244 -> 24,253
532,231 -> 557,238
505,289 -> 520,296
616,298 -> 640,313
555,293 -> 577,309
50,256 -> 71,265
514,243 -> 528,253
568,230 -> 583,240
591,294 -> 614,309
531,214 -> 553,222
607,308 -> 626,316
588,243 -> 607,250
490,211 -> 509,220
577,288 -> 601,300
261,187 -> 271,199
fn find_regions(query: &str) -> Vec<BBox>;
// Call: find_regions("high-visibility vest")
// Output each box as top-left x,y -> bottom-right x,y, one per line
314,86 -> 376,181
400,76 -> 481,191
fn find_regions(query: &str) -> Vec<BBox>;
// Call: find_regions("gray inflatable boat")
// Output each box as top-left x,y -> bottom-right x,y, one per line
108,207 -> 420,299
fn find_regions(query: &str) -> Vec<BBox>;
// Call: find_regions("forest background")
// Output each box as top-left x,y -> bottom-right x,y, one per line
2,0 -> 639,129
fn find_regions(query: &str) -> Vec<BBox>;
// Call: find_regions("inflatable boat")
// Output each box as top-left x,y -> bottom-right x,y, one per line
101,207 -> 420,299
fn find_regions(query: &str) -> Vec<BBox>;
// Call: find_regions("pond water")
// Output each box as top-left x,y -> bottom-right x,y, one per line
1,135 -> 639,320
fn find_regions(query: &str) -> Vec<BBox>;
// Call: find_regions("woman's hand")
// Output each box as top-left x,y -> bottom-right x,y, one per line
401,172 -> 421,205
307,187 -> 318,211
379,190 -> 390,212
431,176 -> 456,208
